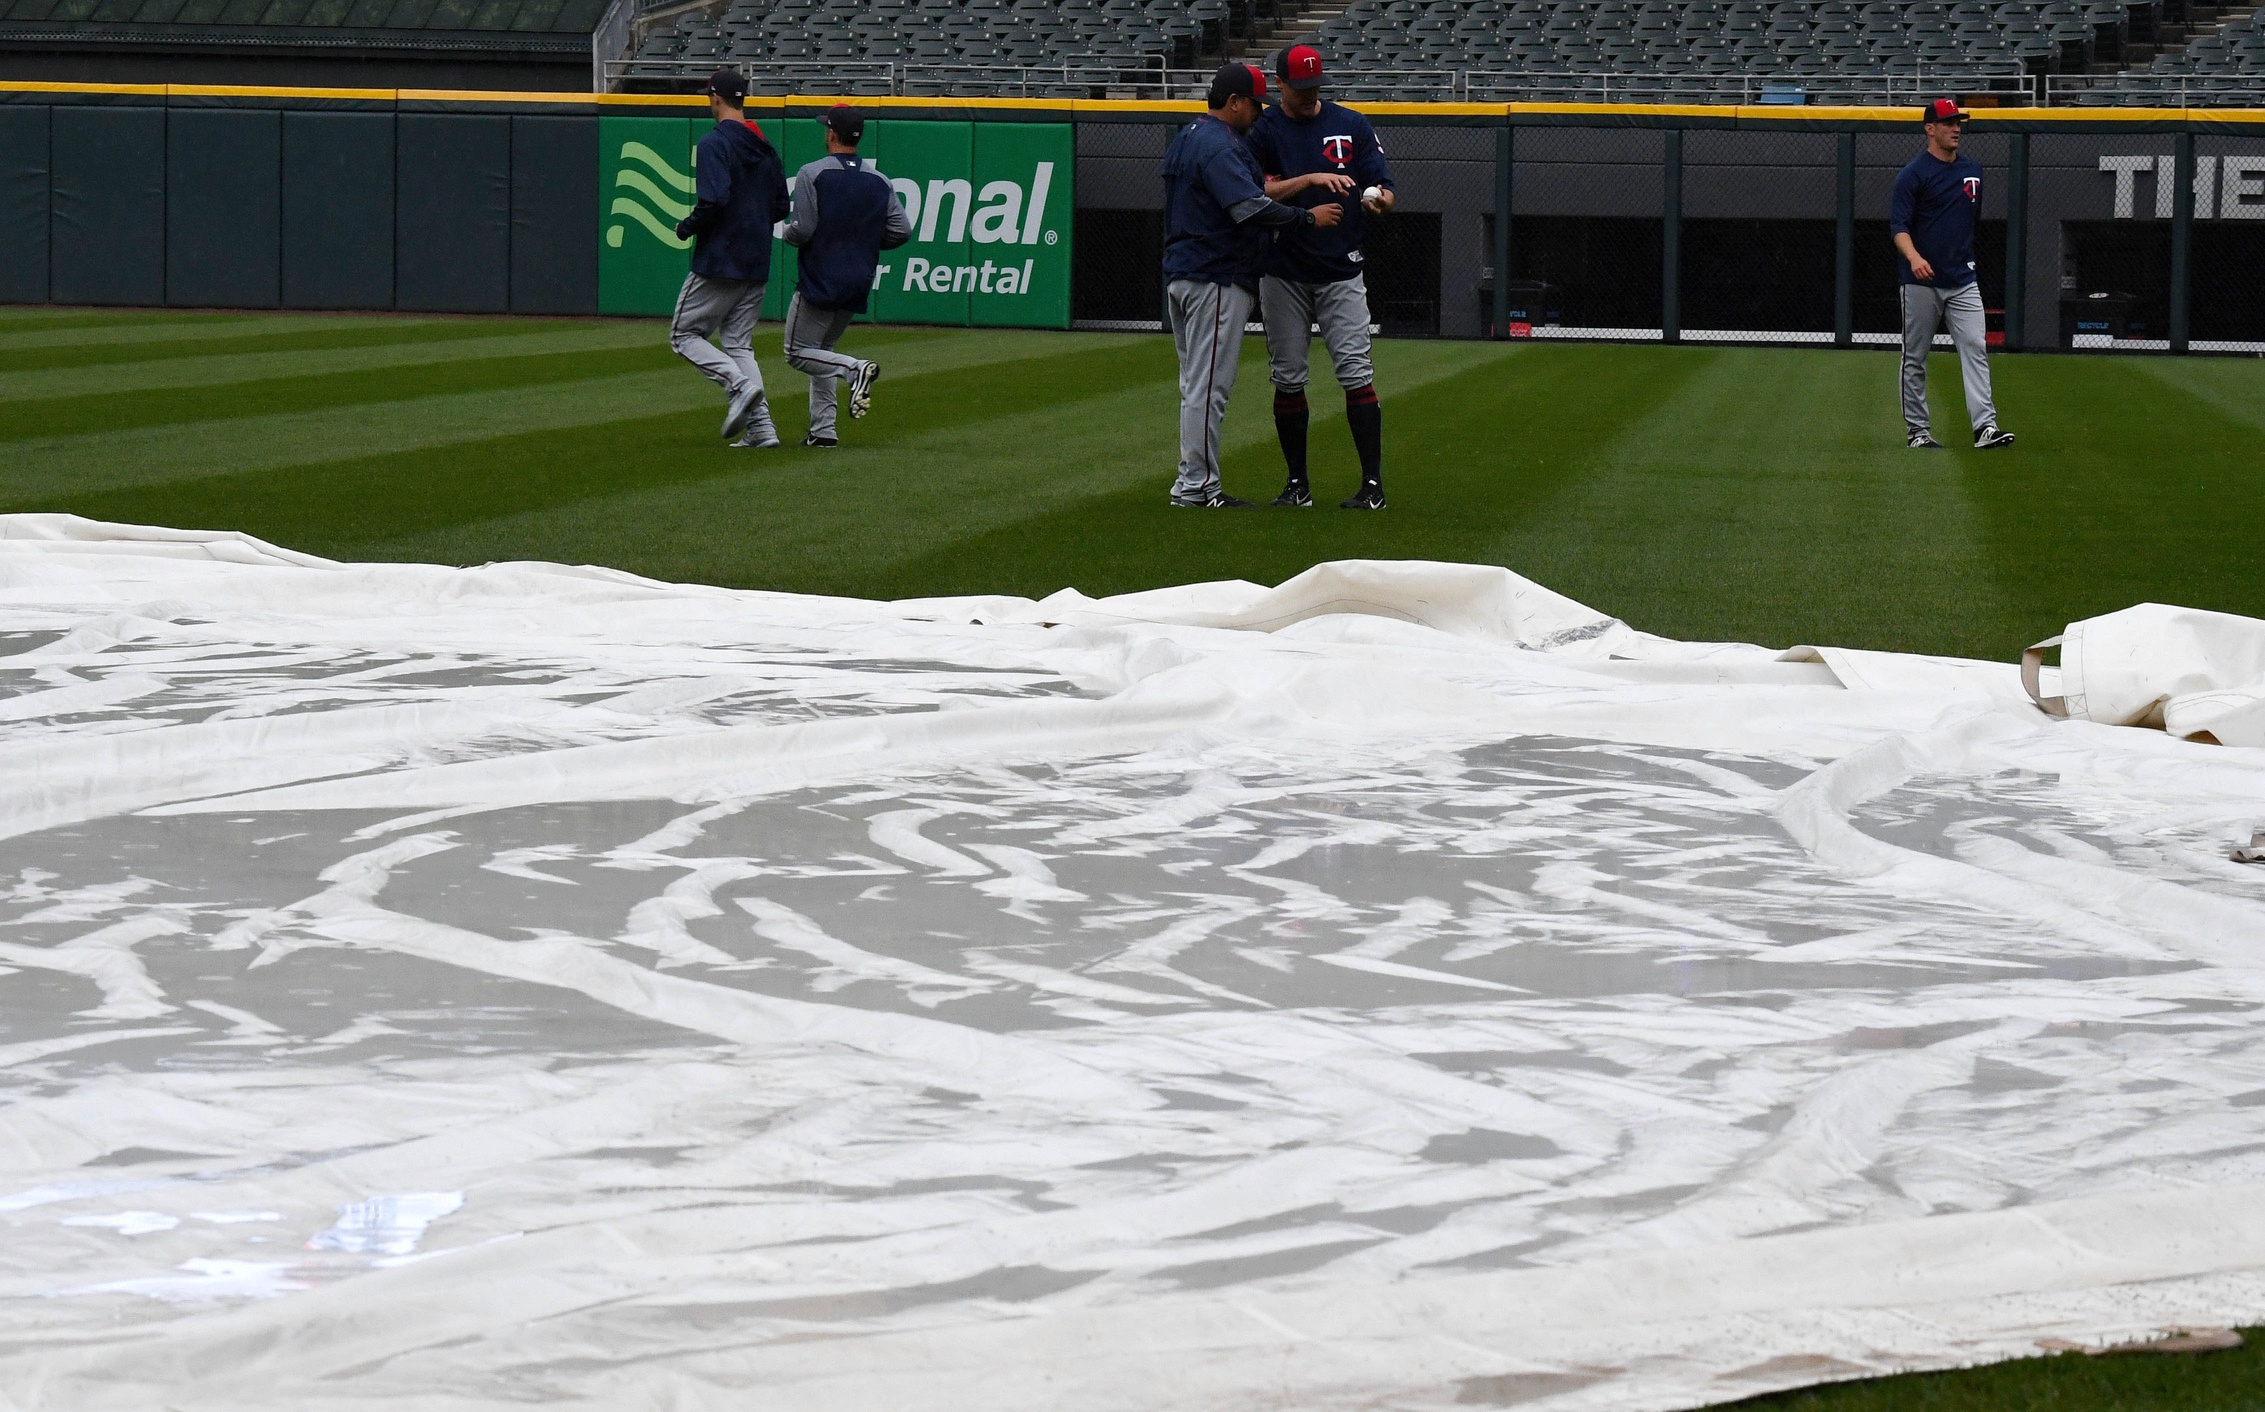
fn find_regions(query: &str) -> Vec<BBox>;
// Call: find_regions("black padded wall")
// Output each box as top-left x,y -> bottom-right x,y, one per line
396,112 -> 510,313
510,114 -> 597,315
282,111 -> 395,310
50,105 -> 166,307
0,106 -> 49,304
167,107 -> 281,309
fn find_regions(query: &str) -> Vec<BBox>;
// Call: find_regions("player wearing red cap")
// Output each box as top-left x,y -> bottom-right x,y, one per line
1893,99 -> 2013,451
1247,45 -> 1396,509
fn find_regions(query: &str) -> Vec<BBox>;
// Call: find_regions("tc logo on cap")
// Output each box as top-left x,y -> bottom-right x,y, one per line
1926,98 -> 1966,121
1279,43 -> 1325,88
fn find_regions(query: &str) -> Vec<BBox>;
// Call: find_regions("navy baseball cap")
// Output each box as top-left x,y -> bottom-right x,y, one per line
1922,97 -> 1967,124
706,68 -> 747,104
823,104 -> 864,142
1207,62 -> 1268,106
1277,43 -> 1325,91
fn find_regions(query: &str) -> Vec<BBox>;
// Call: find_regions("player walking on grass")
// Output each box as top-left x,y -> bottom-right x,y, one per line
1894,98 -> 2014,452
1248,45 -> 1395,510
670,69 -> 791,449
1162,63 -> 1340,509
782,105 -> 909,447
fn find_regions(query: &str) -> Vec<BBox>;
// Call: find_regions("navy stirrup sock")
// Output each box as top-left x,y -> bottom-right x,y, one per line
1273,389 -> 1310,485
1345,385 -> 1382,485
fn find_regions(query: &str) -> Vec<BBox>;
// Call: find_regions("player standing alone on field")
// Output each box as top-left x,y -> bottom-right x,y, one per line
1893,98 -> 2014,451
671,68 -> 791,449
1161,62 -> 1340,509
1247,45 -> 1395,510
782,105 -> 909,447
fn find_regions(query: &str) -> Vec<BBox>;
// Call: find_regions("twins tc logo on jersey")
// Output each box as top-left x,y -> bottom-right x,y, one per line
1963,176 -> 1982,201
1322,134 -> 1355,165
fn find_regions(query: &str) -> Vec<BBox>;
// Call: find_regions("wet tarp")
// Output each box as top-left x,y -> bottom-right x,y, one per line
2,516 -> 2262,1412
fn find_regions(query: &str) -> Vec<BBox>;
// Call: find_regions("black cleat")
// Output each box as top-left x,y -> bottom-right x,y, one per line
1340,484 -> 1387,510
1908,428 -> 1943,449
802,433 -> 837,448
1973,425 -> 2015,450
1170,492 -> 1256,508
1272,482 -> 1313,508
847,361 -> 880,419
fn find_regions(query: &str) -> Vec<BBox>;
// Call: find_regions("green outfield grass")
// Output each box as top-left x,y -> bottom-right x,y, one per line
4,307 -> 2265,1407
7,308 -> 2264,663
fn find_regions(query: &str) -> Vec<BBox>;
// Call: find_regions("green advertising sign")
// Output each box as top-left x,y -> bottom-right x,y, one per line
597,116 -> 694,317
601,116 -> 1072,330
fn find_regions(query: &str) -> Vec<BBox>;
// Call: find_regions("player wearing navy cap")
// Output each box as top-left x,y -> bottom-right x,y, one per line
1160,62 -> 1341,508
670,68 -> 791,448
1247,44 -> 1396,509
1893,99 -> 2014,451
781,105 -> 911,446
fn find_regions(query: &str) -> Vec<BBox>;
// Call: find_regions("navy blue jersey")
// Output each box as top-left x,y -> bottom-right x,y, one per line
1889,150 -> 1983,289
1246,99 -> 1394,285
1162,114 -> 1272,290
783,154 -> 912,313
679,118 -> 790,285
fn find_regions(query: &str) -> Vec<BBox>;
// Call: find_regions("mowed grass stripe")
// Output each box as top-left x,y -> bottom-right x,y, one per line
6,328 -> 1154,510
42,339 -> 1179,552
366,338 -> 1522,595
0,317 -> 606,372
0,345 -> 685,440
879,340 -> 1620,603
0,313 -> 465,353
1963,354 -> 2265,640
0,321 -> 674,404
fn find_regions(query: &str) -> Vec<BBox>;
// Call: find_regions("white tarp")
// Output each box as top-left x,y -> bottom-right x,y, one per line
2,514 -> 2264,1412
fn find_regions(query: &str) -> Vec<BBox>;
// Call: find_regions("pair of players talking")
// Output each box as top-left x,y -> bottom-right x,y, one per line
1163,48 -> 1397,510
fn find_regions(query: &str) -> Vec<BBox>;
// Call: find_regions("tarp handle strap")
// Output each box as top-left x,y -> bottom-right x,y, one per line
2022,635 -> 2068,719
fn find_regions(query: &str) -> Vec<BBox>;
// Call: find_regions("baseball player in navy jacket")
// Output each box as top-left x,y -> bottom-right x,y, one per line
1247,45 -> 1395,509
1893,98 -> 2014,451
1161,63 -> 1339,509
781,105 -> 911,447
671,68 -> 791,449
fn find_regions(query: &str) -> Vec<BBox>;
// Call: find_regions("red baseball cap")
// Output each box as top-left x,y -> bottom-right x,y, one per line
1278,44 -> 1325,91
1922,97 -> 1968,124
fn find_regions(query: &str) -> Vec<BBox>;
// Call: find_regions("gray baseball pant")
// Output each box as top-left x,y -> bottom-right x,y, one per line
1260,273 -> 1375,392
784,293 -> 863,439
671,271 -> 769,403
1168,278 -> 1253,504
1901,280 -> 1998,435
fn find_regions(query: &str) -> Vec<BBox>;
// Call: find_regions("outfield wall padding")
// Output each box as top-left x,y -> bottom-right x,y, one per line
396,112 -> 511,314
282,111 -> 394,311
0,106 -> 49,306
167,108 -> 281,311
49,106 -> 166,308
510,115 -> 598,316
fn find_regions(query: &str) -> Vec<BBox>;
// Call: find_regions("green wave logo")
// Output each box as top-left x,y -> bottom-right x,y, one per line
607,141 -> 696,250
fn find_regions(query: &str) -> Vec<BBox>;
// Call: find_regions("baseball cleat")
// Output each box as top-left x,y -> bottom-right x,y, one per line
1272,482 -> 1313,508
1340,484 -> 1387,510
734,427 -> 781,449
802,433 -> 837,448
1907,428 -> 1944,449
847,361 -> 880,419
1974,425 -> 2015,450
722,382 -> 763,440
1170,492 -> 1256,508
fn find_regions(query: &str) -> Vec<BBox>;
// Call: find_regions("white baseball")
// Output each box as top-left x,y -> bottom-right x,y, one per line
1361,185 -> 1384,204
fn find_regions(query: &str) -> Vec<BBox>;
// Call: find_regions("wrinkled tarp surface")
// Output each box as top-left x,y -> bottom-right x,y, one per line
2,515 -> 2264,1412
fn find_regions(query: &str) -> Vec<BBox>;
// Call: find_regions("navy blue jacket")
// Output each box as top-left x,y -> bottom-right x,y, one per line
1246,100 -> 1395,285
1162,114 -> 1309,291
782,154 -> 913,314
676,119 -> 790,284
1889,150 -> 1983,289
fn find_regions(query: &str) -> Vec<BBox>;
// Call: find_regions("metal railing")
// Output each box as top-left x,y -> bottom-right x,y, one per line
1463,66 -> 2037,104
2046,72 -> 2265,104
606,57 -> 2038,102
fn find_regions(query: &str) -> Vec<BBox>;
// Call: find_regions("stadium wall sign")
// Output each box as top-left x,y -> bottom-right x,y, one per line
596,112 -> 1071,329
2095,152 -> 2265,219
